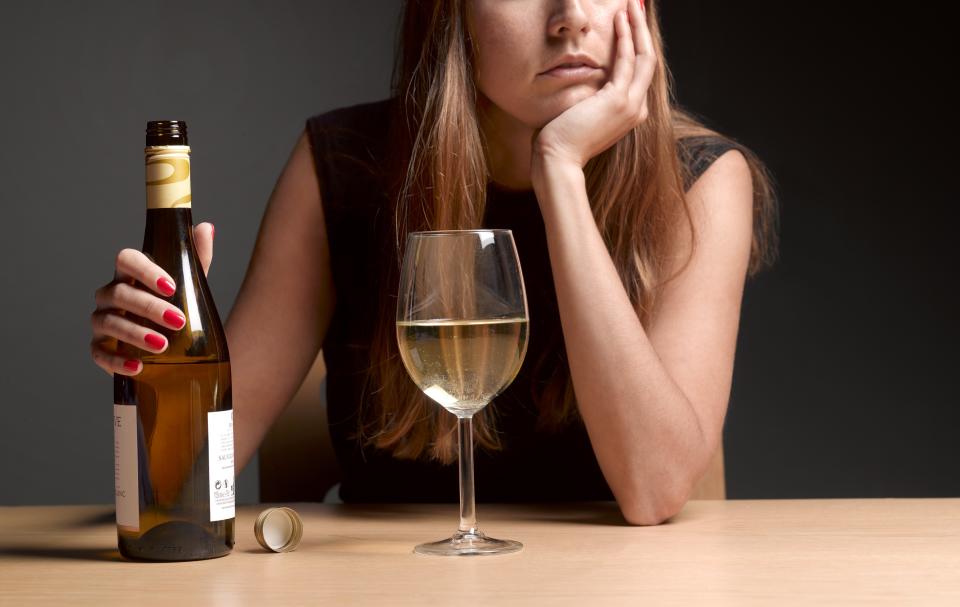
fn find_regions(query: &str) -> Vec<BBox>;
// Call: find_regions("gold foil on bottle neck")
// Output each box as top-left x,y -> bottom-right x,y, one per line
145,145 -> 192,209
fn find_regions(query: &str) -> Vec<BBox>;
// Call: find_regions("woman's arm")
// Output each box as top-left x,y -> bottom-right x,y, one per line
226,130 -> 335,472
532,148 -> 754,525
526,0 -> 753,525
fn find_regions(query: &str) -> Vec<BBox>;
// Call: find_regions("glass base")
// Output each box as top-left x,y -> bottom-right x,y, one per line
414,529 -> 523,556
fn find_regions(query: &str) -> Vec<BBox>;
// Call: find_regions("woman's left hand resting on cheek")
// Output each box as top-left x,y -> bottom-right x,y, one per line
532,0 -> 656,179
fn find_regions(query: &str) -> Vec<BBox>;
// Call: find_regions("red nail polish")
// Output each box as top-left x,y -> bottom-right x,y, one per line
163,309 -> 186,329
144,333 -> 166,350
123,360 -> 140,372
211,224 -> 215,240
157,277 -> 176,296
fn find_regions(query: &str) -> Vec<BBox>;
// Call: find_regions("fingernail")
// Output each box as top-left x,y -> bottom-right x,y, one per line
211,224 -> 215,240
144,333 -> 166,350
157,277 -> 176,296
123,359 -> 140,372
163,309 -> 186,329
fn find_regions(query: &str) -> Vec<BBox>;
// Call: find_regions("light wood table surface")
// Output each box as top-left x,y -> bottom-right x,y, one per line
1,499 -> 958,605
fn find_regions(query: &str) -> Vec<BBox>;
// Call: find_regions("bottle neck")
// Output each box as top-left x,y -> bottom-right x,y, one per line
143,207 -> 195,251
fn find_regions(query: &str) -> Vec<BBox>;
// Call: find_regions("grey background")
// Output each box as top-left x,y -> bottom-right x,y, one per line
0,1 -> 399,506
1,1 -> 955,505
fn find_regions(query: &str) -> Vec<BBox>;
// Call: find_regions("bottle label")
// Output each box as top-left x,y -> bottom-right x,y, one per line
145,145 -> 192,209
113,404 -> 139,530
208,409 -> 235,521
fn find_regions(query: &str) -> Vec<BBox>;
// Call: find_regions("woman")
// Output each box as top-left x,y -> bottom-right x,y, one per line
90,0 -> 778,525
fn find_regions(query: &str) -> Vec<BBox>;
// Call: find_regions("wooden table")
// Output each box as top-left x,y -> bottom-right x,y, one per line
1,499 -> 958,605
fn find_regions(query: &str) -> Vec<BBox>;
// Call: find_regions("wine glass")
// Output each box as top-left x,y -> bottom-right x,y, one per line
396,229 -> 529,556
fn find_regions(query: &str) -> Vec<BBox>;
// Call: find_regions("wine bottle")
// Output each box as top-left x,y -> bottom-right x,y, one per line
113,120 -> 235,561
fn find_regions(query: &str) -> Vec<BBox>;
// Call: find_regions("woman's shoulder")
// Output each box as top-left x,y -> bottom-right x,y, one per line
304,98 -> 397,197
305,98 -> 395,140
676,134 -> 745,192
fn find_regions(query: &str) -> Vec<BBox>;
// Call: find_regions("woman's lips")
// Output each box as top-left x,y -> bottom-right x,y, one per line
538,65 -> 604,79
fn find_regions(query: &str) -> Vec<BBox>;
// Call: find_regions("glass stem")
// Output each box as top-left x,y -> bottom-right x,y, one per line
457,415 -> 478,535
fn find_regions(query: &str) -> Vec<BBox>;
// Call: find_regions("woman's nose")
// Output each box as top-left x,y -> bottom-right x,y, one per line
548,0 -> 592,38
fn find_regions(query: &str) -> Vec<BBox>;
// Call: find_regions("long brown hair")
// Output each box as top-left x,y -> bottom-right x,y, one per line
353,0 -> 779,465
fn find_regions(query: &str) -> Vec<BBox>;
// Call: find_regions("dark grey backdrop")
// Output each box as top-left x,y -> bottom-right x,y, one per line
0,1 -> 398,506
1,1 -> 954,506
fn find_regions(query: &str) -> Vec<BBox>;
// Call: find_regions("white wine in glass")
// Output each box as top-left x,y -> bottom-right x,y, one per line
397,318 -> 527,417
396,230 -> 529,556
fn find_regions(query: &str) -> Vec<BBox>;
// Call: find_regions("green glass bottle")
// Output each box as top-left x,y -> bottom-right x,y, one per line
113,120 -> 234,561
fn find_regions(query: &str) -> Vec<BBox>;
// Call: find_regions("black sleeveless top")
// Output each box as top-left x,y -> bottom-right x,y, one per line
305,99 -> 739,503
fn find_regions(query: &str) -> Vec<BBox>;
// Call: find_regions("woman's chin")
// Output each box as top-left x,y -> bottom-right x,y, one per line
532,87 -> 598,126
478,85 -> 601,130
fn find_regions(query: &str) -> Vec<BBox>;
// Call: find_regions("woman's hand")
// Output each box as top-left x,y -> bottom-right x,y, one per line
90,222 -> 215,376
532,0 -> 656,175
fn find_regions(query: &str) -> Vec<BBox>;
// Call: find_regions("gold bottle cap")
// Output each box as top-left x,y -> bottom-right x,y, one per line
254,507 -> 303,553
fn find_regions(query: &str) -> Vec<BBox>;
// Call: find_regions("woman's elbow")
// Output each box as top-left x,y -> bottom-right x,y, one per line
620,490 -> 688,526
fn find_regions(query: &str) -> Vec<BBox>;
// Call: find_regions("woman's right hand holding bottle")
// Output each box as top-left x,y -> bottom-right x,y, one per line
91,222 -> 215,376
